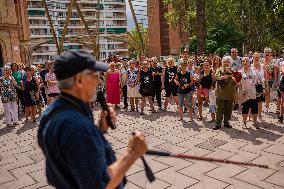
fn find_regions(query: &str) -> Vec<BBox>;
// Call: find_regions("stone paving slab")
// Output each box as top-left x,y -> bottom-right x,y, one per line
0,100 -> 284,189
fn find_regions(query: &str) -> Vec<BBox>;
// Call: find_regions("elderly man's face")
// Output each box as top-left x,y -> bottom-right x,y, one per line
77,70 -> 101,102
231,50 -> 238,58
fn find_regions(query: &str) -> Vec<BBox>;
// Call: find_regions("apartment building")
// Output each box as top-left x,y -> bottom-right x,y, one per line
27,0 -> 128,63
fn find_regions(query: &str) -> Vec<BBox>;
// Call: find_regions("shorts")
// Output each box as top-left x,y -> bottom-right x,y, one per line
256,95 -> 265,103
209,105 -> 216,113
165,88 -> 178,97
242,99 -> 258,114
48,93 -> 59,97
178,92 -> 193,108
197,88 -> 209,98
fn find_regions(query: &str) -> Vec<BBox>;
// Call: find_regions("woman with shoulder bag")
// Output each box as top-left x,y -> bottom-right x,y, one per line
239,57 -> 259,129
251,52 -> 266,121
0,66 -> 19,126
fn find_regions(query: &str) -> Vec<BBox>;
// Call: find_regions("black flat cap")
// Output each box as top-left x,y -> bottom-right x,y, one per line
54,50 -> 109,80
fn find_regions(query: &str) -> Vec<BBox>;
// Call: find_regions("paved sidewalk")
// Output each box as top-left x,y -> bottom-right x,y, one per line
0,102 -> 284,189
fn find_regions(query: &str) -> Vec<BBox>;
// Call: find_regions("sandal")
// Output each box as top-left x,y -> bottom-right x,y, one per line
197,117 -> 203,121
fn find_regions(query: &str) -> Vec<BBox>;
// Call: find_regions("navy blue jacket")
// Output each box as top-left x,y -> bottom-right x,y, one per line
38,92 -> 124,189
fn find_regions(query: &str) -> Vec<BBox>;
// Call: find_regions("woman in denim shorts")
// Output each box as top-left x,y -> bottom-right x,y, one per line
175,61 -> 194,122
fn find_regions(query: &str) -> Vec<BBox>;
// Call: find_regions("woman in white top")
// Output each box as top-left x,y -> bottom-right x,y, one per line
251,52 -> 266,120
239,57 -> 259,129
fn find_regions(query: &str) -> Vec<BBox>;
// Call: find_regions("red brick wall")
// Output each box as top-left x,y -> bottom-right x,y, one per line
148,0 -> 162,57
148,0 -> 182,58
0,0 -> 30,65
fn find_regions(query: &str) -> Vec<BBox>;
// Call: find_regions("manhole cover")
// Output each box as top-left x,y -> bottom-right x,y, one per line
195,138 -> 227,151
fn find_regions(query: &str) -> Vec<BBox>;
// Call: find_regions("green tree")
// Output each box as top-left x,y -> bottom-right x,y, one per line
188,23 -> 244,56
128,25 -> 149,59
165,0 -> 284,54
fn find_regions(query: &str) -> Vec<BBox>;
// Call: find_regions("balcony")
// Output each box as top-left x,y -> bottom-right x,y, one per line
31,34 -> 52,38
28,5 -> 45,10
29,25 -> 49,29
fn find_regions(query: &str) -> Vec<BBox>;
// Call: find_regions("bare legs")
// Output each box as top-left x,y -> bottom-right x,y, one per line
197,96 -> 208,119
242,113 -> 258,128
129,97 -> 139,111
164,96 -> 179,110
179,106 -> 193,121
258,101 -> 263,120
25,106 -> 37,122
141,96 -> 155,114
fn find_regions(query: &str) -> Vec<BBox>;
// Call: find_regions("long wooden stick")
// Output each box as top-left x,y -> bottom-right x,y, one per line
146,150 -> 269,169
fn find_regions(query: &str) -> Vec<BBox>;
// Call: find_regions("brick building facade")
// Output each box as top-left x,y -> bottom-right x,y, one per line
147,0 -> 181,58
0,0 -> 30,67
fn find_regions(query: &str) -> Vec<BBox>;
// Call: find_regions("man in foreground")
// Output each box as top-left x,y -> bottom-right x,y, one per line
38,50 -> 147,189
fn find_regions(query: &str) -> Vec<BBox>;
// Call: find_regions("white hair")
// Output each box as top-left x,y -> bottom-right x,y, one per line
57,76 -> 75,90
31,65 -> 37,72
3,65 -> 11,71
264,47 -> 272,53
222,56 -> 233,65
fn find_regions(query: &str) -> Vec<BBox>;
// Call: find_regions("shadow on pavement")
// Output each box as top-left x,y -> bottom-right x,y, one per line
16,121 -> 38,135
181,120 -> 202,132
0,126 -> 14,137
221,122 -> 283,145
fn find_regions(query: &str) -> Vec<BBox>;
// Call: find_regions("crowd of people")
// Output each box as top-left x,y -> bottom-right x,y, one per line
1,47 -> 284,130
102,47 -> 284,130
0,61 -> 59,126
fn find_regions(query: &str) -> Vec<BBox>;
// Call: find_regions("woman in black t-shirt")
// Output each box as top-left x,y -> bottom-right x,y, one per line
175,62 -> 194,121
197,60 -> 215,120
162,58 -> 179,111
138,61 -> 155,115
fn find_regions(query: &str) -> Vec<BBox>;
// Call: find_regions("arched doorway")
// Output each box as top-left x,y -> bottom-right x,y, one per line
0,45 -> 3,67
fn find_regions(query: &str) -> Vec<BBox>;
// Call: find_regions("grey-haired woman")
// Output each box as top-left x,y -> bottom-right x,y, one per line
0,66 -> 19,126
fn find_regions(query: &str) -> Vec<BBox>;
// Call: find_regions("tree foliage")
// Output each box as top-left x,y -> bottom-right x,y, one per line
127,24 -> 149,59
164,0 -> 284,54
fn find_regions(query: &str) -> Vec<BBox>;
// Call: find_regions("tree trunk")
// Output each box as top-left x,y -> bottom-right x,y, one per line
196,0 -> 205,55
